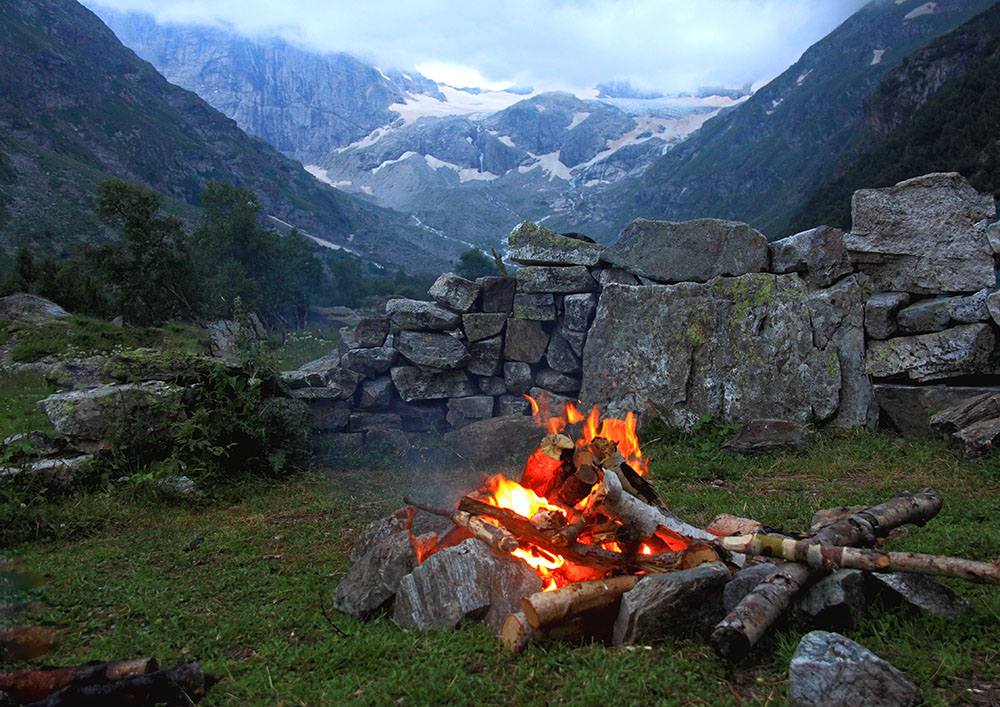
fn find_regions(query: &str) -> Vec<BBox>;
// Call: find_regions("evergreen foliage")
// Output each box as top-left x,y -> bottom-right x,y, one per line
454,248 -> 498,280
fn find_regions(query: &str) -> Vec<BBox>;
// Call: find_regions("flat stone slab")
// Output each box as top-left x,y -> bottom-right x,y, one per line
515,266 -> 599,294
513,293 -> 556,321
865,292 -> 910,340
341,345 -> 398,377
504,319 -> 549,363
869,572 -> 972,619
354,317 -> 391,348
462,313 -> 507,342
896,290 -> 990,334
445,396 -> 495,430
788,631 -> 919,707
396,331 -> 469,370
393,539 -> 543,632
866,324 -> 995,382
385,298 -> 461,330
508,221 -> 603,266
846,172 -> 995,294
563,293 -> 598,332
722,419 -> 815,454
604,217 -> 768,284
477,276 -> 516,313
390,366 -> 477,402
467,335 -> 503,377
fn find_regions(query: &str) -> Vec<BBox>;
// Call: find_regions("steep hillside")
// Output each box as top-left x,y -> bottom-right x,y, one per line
789,3 -> 1000,232
548,0 -> 996,240
89,5 -> 444,163
0,0 -> 457,273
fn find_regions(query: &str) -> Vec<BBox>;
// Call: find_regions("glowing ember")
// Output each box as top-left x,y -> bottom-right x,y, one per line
512,547 -> 565,592
485,475 -> 563,518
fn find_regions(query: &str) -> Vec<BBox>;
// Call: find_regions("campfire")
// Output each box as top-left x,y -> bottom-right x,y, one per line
336,398 -> 1000,658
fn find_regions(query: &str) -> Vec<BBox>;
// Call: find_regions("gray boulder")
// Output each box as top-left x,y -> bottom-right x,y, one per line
929,392 -> 1000,435
604,218 -> 768,284
897,290 -> 990,334
37,382 -> 184,451
563,293 -> 598,331
354,317 -> 391,348
508,221 -> 603,266
515,266 -> 598,294
613,563 -> 731,645
443,414 -> 543,467
477,376 -> 506,396
333,508 -> 418,618
496,394 -> 532,417
866,324 -> 995,382
0,294 -> 69,325
349,412 -> 403,433
0,454 -> 94,489
546,330 -> 581,375
357,376 -> 395,410
723,563 -> 781,613
428,272 -> 480,313
396,331 -> 468,370
390,366 -> 477,402
392,539 -> 543,632
769,225 -> 854,289
342,345 -> 398,377
477,276 -> 516,313
865,292 -> 910,340
386,298 -> 461,330
846,172 -> 995,294
593,267 -> 641,287
793,570 -> 868,630
503,362 -> 533,395
868,572 -> 972,619
581,277 -> 843,428
788,631 -> 919,707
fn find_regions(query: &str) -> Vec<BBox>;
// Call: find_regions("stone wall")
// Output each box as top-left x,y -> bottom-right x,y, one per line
285,171 -> 1000,447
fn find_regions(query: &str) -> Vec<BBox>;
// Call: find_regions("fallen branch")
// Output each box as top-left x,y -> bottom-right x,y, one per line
30,660 -> 214,706
717,533 -> 1000,584
0,658 -> 157,704
0,626 -> 59,660
402,498 -> 519,553
595,471 -> 717,543
710,488 -> 943,663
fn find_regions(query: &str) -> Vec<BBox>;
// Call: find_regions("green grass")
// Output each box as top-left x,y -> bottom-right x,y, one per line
2,429 -> 999,705
273,329 -> 340,370
1,315 -> 211,363
0,371 -> 57,440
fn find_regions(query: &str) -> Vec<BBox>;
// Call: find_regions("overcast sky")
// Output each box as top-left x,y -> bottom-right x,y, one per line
86,0 -> 871,94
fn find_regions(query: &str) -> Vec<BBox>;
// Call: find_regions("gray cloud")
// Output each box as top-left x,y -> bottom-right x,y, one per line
85,0 -> 871,93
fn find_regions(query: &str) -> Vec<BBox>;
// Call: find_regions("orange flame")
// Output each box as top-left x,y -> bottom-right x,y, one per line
485,475 -> 563,519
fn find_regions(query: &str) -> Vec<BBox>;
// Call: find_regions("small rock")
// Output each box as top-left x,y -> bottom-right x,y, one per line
864,292 -> 910,340
723,563 -> 781,613
546,331 -> 581,375
443,414 -> 543,467
390,367 -> 477,402
722,419 -> 815,454
496,393 -> 532,417
354,317 -> 391,348
533,368 -> 581,394
396,331 -> 468,370
868,572 -> 973,619
593,267 -> 641,287
788,631 -> 919,707
428,272 -> 480,313
159,475 -> 199,496
446,396 -> 495,430
563,293 -> 599,331
706,514 -> 762,537
477,376 -> 506,396
769,225 -> 854,289
503,362 -> 533,394
793,570 -> 868,631
467,335 -> 503,377
357,376 -> 396,410
349,412 -> 403,433
342,345 -> 398,377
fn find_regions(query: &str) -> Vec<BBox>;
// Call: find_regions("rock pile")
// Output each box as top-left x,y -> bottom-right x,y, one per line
279,171 -> 1000,449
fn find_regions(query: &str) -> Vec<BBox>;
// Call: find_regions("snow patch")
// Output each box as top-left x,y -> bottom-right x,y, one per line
305,165 -> 343,188
519,152 -> 572,181
339,127 -> 393,152
904,2 -> 936,20
389,85 -> 541,125
371,151 -> 417,174
796,70 -> 812,86
424,154 -> 498,182
871,49 -> 886,65
497,135 -> 516,147
567,111 -> 590,130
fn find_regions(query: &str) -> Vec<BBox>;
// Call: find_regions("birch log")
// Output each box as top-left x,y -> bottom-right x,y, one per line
711,488 -> 943,662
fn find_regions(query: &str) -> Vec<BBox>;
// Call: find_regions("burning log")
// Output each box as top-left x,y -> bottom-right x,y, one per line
592,470 -> 717,543
520,434 -> 573,498
0,658 -> 157,703
711,489 -> 943,663
716,533 -> 1000,584
457,496 -> 705,574
521,576 -> 639,628
0,626 -> 59,660
29,660 -> 214,706
402,498 -> 519,554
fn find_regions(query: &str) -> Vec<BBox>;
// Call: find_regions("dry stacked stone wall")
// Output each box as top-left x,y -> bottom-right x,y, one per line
284,172 -> 1000,450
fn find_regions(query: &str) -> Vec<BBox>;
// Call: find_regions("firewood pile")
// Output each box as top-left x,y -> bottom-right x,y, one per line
1,558 -> 217,706
333,399 -> 1000,658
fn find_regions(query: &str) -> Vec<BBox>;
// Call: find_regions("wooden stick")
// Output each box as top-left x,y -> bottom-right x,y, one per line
402,498 -> 519,553
711,488 -> 943,663
521,576 -> 639,628
31,660 -> 214,706
717,533 -> 1000,584
500,608 -> 613,653
597,471 -> 717,543
0,658 -> 157,703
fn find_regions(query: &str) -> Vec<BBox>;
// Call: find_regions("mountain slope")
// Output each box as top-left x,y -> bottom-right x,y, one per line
549,0 -> 996,240
0,0 -> 456,272
89,5 -> 444,164
788,3 -> 1000,232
